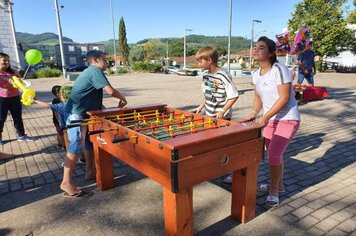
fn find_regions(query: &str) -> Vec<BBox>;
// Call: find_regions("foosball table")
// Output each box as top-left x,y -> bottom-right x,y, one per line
86,104 -> 264,236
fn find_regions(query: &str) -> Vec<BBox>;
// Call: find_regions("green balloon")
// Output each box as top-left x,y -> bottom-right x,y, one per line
25,49 -> 42,65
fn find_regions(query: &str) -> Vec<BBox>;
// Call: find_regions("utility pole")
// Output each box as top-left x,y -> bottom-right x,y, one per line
109,0 -> 117,67
249,19 -> 262,71
183,29 -> 192,69
227,0 -> 232,72
54,0 -> 67,79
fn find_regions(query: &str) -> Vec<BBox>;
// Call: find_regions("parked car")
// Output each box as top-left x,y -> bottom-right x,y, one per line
67,65 -> 87,72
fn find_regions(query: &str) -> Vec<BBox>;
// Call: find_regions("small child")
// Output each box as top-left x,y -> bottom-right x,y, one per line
195,46 -> 239,184
51,85 -> 65,149
33,85 -> 86,165
195,46 -> 239,120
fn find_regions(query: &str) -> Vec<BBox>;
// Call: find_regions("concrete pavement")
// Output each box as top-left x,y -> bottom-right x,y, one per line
0,72 -> 355,235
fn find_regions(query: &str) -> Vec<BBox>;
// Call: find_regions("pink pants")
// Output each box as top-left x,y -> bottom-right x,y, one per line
263,120 -> 300,166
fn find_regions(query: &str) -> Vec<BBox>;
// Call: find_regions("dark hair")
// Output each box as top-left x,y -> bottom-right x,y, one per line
51,85 -> 61,96
257,36 -> 278,65
0,52 -> 15,74
86,50 -> 106,65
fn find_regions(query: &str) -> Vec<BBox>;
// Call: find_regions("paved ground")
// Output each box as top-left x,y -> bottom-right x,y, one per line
0,72 -> 355,235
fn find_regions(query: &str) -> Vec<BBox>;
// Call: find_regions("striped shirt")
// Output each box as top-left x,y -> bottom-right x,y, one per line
201,69 -> 239,119
252,62 -> 300,121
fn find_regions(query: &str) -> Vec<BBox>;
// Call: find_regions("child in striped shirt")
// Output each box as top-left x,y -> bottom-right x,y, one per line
195,46 -> 239,120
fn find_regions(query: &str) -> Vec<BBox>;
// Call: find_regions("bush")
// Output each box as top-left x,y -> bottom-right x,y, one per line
116,67 -> 128,74
32,68 -> 61,78
131,61 -> 162,73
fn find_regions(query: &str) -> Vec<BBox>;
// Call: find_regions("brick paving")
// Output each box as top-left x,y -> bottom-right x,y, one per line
0,72 -> 355,234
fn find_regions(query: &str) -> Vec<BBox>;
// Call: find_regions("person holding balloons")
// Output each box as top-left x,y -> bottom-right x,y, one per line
0,52 -> 35,144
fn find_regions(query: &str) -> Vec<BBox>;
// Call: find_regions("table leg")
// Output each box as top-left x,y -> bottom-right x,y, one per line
93,145 -> 115,191
231,164 -> 259,223
163,187 -> 193,236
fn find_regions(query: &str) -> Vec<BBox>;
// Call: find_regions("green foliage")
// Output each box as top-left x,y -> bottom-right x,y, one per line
129,46 -> 146,64
348,0 -> 356,23
131,61 -> 161,72
288,0 -> 353,56
119,17 -> 130,66
32,68 -> 61,78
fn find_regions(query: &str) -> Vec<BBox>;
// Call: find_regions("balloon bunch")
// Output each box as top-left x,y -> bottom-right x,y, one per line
10,49 -> 42,106
290,28 -> 311,55
275,32 -> 290,56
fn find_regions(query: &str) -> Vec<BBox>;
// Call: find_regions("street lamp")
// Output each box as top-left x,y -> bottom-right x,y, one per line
249,19 -> 262,71
54,0 -> 67,79
109,0 -> 117,67
183,28 -> 192,69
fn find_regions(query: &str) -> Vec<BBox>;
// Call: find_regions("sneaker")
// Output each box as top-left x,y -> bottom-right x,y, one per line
18,135 -> 35,141
78,158 -> 86,164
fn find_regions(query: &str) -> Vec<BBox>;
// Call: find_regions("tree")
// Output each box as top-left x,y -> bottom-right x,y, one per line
118,17 -> 130,66
129,46 -> 145,64
288,0 -> 352,56
347,0 -> 356,23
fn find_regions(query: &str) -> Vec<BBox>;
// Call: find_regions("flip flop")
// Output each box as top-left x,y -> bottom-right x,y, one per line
266,195 -> 279,207
257,183 -> 286,193
62,190 -> 93,198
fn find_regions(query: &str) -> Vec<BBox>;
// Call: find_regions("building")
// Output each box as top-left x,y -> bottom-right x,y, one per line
0,0 -> 26,69
55,43 -> 104,67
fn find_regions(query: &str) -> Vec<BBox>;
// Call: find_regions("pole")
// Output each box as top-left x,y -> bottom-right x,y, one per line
249,20 -> 261,71
109,0 -> 117,67
227,0 -> 232,72
183,29 -> 186,69
54,0 -> 67,79
183,29 -> 192,69
249,21 -> 254,71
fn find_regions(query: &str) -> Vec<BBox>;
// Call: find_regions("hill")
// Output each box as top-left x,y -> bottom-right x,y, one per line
16,32 -> 73,59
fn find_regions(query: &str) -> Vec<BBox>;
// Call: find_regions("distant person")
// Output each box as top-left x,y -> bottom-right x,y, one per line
297,42 -> 316,86
61,50 -> 127,198
0,52 -> 35,144
194,46 -> 239,184
245,36 -> 300,207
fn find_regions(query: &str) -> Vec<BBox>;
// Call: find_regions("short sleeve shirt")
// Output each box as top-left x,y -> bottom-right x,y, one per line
297,50 -> 315,71
252,63 -> 300,121
65,66 -> 109,117
49,102 -> 68,129
201,69 -> 239,119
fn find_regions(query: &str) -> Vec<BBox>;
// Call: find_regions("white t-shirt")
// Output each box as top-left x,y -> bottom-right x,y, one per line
252,62 -> 300,121
201,69 -> 239,119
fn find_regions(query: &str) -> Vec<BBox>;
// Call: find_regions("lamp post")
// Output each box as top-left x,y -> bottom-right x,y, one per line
183,28 -> 192,69
109,0 -> 117,67
249,19 -> 262,71
227,0 -> 232,72
54,0 -> 67,79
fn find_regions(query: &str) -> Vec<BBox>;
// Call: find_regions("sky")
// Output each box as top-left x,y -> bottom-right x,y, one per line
12,0 -> 355,44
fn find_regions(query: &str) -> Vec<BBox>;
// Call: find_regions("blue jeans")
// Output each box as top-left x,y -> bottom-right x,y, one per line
297,70 -> 314,85
66,114 -> 92,155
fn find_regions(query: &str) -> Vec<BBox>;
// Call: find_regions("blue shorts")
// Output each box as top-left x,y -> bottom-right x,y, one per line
297,70 -> 314,85
66,114 -> 92,155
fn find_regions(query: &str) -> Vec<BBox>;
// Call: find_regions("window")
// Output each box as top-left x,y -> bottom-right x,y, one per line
69,57 -> 77,65
81,46 -> 87,55
68,45 -> 75,52
93,46 -> 99,50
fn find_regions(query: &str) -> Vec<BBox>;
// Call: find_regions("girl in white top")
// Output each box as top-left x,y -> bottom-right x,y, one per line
245,36 -> 300,207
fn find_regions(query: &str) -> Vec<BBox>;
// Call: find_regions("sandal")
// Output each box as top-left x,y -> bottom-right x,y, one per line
223,174 -> 232,184
62,190 -> 93,198
257,183 -> 286,193
266,195 -> 279,207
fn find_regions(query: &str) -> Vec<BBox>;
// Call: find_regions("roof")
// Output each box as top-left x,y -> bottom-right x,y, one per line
171,55 -> 196,64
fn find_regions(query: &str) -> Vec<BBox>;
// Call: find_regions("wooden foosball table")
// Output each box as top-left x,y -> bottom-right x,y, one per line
86,104 -> 264,236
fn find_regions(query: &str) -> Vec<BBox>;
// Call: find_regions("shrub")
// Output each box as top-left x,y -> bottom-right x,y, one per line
116,67 -> 128,74
32,68 -> 61,78
131,61 -> 162,73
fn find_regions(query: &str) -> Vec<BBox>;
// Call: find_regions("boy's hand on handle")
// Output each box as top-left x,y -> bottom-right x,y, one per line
216,111 -> 225,119
118,96 -> 127,108
254,116 -> 268,127
244,113 -> 257,122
